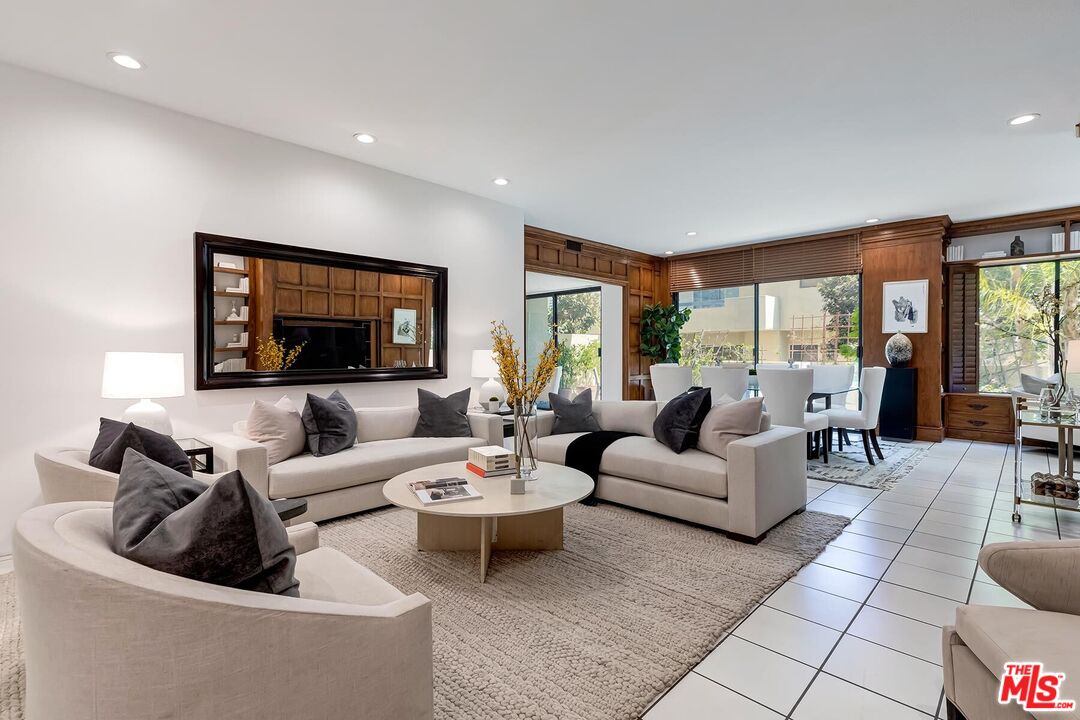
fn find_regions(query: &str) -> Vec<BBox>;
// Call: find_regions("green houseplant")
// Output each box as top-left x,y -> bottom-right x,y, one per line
641,303 -> 692,364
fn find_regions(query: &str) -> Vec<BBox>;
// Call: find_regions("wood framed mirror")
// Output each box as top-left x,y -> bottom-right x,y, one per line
195,232 -> 448,390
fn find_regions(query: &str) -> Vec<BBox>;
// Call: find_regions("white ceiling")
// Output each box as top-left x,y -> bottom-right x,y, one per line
2,1 -> 1079,255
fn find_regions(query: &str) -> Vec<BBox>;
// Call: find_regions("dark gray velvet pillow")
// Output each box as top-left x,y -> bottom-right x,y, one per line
549,388 -> 602,435
653,387 -> 712,453
113,449 -> 299,596
301,390 -> 357,457
89,417 -> 192,476
413,388 -> 472,438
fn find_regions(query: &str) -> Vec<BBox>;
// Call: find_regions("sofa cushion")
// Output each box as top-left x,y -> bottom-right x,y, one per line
592,400 -> 658,437
653,387 -> 712,453
113,449 -> 299,596
301,391 -> 358,457
599,436 -> 727,499
413,388 -> 472,438
698,397 -> 764,459
955,604 -> 1080,685
356,406 -> 421,443
550,388 -> 601,435
90,417 -> 192,476
294,547 -> 405,605
246,396 -> 306,465
536,432 -> 589,464
269,436 -> 484,498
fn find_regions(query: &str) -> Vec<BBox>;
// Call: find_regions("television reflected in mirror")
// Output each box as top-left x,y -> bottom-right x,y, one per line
195,232 -> 448,390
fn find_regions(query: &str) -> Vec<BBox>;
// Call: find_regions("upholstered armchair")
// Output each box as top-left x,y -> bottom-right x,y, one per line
34,447 -> 221,504
14,502 -> 434,720
942,540 -> 1080,720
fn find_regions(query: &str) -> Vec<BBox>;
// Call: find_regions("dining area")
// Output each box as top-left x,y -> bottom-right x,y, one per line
651,363 -> 888,466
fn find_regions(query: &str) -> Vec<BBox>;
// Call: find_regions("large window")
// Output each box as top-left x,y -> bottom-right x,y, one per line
677,274 -> 860,383
526,288 -> 603,399
978,259 -> 1080,392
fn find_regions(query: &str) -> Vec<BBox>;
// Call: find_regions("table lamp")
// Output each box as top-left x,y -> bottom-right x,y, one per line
101,352 -> 185,435
471,349 -> 505,406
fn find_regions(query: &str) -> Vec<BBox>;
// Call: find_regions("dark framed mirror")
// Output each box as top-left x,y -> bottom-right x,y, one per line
195,232 -> 448,390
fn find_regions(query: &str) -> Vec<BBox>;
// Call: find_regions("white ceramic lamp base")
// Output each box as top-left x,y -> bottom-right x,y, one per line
480,377 -> 506,405
122,399 -> 174,436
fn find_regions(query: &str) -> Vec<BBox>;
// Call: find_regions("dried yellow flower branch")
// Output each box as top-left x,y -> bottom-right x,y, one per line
256,335 -> 306,371
490,321 -> 559,407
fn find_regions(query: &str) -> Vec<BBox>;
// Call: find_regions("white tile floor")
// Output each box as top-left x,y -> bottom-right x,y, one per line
644,439 -> 1069,719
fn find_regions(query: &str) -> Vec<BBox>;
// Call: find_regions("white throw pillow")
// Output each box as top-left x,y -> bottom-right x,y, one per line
245,396 -> 306,465
697,397 -> 764,459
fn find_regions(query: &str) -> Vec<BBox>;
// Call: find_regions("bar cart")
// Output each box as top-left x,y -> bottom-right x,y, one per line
1013,397 -> 1079,523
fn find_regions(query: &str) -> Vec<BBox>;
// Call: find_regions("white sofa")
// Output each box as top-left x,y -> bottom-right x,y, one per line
14,501 -> 433,720
532,400 -> 807,542
202,406 -> 503,524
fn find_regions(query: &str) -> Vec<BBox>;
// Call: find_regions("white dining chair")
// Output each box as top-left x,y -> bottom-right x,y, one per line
757,367 -> 829,462
822,366 -> 887,465
649,364 -> 692,405
700,366 -> 750,403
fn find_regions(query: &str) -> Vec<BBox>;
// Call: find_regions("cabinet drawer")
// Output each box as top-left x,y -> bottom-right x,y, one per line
946,411 -> 1012,433
945,395 -> 1010,415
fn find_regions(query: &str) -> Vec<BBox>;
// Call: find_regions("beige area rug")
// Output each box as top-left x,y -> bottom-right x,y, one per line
0,504 -> 848,720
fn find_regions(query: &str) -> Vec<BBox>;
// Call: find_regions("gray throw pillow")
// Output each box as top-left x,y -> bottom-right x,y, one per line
89,417 -> 193,476
653,387 -> 712,453
413,388 -> 472,438
301,390 -> 357,457
549,388 -> 602,435
113,449 -> 298,596
697,397 -> 764,459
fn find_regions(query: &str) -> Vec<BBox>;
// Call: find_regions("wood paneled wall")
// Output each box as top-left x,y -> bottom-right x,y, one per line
861,217 -> 950,442
524,226 -> 668,400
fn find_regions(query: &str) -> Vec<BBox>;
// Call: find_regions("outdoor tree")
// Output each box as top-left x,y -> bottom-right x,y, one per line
816,275 -> 859,316
555,292 -> 600,335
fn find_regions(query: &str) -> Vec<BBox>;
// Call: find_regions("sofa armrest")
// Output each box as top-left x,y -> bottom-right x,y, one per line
467,412 -> 503,446
527,411 -> 555,439
724,425 -> 807,539
200,431 -> 270,498
979,540 -> 1080,614
286,522 -> 320,555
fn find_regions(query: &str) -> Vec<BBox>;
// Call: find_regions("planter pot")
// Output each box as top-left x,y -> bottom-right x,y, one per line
649,364 -> 692,404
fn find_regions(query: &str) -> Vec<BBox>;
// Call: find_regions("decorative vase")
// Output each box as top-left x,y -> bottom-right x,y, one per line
512,399 -> 538,480
885,332 -> 913,368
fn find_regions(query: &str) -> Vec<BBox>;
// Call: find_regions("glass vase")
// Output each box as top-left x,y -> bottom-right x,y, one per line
512,399 -> 538,479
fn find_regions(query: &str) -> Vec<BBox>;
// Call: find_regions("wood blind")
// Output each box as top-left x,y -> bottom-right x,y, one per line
948,267 -> 980,392
670,234 -> 861,291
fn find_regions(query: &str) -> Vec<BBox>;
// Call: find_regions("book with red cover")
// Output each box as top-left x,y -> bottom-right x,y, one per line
466,462 -> 516,478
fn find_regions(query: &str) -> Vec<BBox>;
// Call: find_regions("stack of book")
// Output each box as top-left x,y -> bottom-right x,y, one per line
466,445 -> 517,477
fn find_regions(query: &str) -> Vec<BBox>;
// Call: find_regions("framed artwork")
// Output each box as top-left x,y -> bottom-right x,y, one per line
882,280 -> 928,334
392,308 -> 418,344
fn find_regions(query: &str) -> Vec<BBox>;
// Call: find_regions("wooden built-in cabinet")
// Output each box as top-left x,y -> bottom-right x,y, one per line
944,393 -> 1014,443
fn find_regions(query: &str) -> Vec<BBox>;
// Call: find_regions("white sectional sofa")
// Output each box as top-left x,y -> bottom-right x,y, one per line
532,400 -> 807,542
202,406 -> 503,524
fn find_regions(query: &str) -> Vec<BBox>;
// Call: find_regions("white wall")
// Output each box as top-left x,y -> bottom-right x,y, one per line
0,63 -> 524,556
524,272 -> 623,400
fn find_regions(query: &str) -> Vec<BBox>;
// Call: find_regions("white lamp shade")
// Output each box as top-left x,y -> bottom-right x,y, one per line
471,349 -> 500,379
102,352 -> 186,399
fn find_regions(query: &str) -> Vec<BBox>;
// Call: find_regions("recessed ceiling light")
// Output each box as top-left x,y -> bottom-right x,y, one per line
686,231 -> 697,237
353,132 -> 376,144
107,52 -> 143,70
493,177 -> 510,186
664,251 -> 674,255
1008,113 -> 1040,126
865,217 -> 880,224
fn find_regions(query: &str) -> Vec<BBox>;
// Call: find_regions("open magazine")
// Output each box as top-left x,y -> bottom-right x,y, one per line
409,477 -> 483,505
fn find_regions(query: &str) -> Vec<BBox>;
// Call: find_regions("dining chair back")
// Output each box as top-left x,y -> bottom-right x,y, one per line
700,366 -> 750,402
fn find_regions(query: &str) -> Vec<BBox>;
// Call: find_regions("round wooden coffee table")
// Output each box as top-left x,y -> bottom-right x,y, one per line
383,461 -> 593,583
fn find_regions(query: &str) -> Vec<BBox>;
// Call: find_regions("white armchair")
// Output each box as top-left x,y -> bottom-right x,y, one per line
14,502 -> 433,720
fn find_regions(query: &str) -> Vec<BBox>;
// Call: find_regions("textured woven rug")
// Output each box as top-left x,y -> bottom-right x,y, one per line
808,438 -> 928,490
0,503 -> 847,720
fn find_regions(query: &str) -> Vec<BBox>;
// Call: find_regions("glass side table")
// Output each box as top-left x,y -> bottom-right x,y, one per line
175,437 -> 214,474
1013,397 -> 1079,523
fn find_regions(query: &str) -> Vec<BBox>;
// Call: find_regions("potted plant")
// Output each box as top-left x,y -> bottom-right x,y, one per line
641,303 -> 693,402
484,396 -> 502,413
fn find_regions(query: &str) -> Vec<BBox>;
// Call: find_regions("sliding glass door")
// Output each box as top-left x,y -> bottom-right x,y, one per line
526,288 -> 602,399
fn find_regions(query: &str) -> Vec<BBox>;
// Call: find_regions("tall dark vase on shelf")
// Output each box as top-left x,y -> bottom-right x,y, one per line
1010,235 -> 1025,257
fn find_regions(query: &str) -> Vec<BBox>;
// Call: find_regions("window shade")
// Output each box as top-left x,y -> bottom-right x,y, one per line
670,234 -> 861,291
948,267 -> 979,392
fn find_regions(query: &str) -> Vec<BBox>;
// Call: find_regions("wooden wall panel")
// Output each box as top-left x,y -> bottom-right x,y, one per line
524,226 -> 667,401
